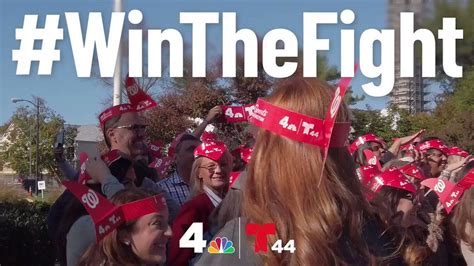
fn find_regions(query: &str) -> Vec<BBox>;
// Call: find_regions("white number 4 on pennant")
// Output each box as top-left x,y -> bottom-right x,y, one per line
225,107 -> 234,118
179,222 -> 207,253
279,116 -> 289,129
271,239 -> 296,253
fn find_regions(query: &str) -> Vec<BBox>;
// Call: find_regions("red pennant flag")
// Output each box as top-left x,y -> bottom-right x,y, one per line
240,147 -> 253,164
101,149 -> 122,166
363,149 -> 382,170
62,181 -> 166,242
446,146 -> 470,158
399,163 -> 426,180
125,76 -> 157,111
78,152 -> 92,184
369,167 -> 416,194
229,172 -> 241,188
149,156 -> 173,176
220,104 -> 256,123
148,141 -> 163,158
357,165 -> 381,186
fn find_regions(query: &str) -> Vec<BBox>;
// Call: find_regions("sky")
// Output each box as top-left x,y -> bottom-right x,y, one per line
0,0 -> 440,126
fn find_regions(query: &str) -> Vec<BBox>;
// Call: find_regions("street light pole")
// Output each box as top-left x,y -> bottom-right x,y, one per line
35,97 -> 40,195
11,96 -> 41,196
29,126 -> 32,177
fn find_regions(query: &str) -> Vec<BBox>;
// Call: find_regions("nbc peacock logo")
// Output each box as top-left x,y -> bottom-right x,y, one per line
208,237 -> 235,254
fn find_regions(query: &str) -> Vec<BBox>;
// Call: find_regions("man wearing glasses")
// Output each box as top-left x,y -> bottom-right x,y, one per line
86,104 -> 179,219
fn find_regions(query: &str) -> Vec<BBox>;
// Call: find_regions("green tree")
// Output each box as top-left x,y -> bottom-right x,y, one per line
1,98 -> 77,177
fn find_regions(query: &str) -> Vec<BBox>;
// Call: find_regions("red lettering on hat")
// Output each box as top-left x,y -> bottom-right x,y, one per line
194,141 -> 228,161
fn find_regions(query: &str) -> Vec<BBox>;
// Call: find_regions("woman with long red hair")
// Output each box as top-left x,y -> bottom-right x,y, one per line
243,76 -> 396,265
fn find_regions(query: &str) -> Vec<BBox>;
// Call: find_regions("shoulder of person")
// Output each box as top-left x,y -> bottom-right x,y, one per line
67,215 -> 95,240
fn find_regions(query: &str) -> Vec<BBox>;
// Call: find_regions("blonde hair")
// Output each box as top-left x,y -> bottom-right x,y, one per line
188,152 -> 233,198
244,76 -> 376,265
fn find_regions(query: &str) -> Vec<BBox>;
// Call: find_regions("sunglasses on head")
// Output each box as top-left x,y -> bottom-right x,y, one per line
114,124 -> 147,132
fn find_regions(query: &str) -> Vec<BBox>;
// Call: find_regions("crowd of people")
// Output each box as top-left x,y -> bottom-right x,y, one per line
46,74 -> 473,266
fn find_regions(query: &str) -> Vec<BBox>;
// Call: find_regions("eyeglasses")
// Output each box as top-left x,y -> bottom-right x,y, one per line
199,163 -> 228,173
199,164 -> 218,173
114,124 -> 147,132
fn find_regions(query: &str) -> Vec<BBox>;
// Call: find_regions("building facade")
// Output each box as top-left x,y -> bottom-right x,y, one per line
388,0 -> 430,113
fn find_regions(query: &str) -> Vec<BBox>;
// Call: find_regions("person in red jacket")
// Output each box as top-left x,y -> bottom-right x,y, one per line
168,141 -> 232,266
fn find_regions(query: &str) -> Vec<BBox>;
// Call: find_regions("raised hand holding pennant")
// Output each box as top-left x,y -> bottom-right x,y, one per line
125,75 -> 157,111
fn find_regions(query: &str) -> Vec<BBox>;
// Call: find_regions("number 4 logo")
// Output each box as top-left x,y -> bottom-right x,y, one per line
179,222 -> 207,253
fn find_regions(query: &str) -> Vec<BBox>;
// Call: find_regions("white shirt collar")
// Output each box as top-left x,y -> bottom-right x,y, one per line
203,186 -> 222,207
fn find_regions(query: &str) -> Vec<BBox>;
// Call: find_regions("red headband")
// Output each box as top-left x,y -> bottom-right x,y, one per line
63,181 -> 166,242
446,146 -> 469,158
399,163 -> 426,180
125,76 -> 157,112
368,167 -> 416,194
149,156 -> 173,176
194,141 -> 228,161
98,104 -> 135,129
417,139 -> 448,155
248,74 -> 355,179
421,169 -> 474,213
249,99 -> 351,148
349,134 -> 386,155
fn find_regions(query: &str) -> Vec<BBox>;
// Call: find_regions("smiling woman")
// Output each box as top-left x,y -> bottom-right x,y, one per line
77,188 -> 172,266
168,141 -> 233,266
